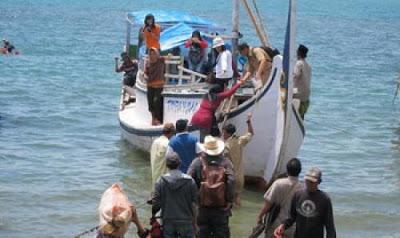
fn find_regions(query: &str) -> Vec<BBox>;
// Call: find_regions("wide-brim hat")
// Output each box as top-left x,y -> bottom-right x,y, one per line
212,37 -> 225,49
304,167 -> 322,183
200,135 -> 225,156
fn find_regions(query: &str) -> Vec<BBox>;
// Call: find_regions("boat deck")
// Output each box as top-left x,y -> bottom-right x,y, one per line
119,103 -> 162,130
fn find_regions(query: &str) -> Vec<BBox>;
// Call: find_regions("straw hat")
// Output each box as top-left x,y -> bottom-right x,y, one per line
200,135 -> 225,156
212,37 -> 225,48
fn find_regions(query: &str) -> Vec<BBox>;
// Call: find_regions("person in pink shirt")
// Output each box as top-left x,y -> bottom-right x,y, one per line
185,30 -> 208,73
190,79 -> 247,140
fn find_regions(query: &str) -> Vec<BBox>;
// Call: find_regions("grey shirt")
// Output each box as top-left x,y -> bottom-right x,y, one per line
152,169 -> 198,224
293,59 -> 312,102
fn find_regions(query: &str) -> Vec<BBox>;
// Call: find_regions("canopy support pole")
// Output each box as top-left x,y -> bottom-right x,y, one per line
241,0 -> 269,47
125,16 -> 132,55
232,0 -> 240,63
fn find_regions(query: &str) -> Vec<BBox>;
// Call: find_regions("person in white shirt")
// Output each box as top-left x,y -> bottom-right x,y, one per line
150,123 -> 176,187
213,37 -> 233,89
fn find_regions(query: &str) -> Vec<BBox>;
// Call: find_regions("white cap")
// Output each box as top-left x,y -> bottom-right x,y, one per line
212,37 -> 225,48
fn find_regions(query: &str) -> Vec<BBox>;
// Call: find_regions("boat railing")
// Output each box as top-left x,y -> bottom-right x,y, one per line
137,55 -> 207,91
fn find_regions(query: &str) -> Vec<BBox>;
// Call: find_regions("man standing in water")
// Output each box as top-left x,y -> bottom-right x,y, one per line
222,114 -> 254,207
166,119 -> 201,173
152,152 -> 198,238
293,44 -> 312,120
188,135 -> 235,238
150,123 -> 176,187
274,167 -> 336,238
255,158 -> 303,238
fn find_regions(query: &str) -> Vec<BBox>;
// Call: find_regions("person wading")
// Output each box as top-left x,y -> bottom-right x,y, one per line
188,135 -> 235,238
152,152 -> 198,238
274,167 -> 336,238
256,158 -> 303,238
150,123 -> 176,187
166,119 -> 201,174
293,44 -> 312,120
222,113 -> 254,207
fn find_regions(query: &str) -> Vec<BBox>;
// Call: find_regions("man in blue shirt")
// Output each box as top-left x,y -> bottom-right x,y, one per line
166,119 -> 201,173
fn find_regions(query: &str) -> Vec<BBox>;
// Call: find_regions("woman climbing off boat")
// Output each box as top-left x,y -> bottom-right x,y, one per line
190,78 -> 248,140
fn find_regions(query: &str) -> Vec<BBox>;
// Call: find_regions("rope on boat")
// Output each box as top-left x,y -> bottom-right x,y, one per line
392,73 -> 400,104
306,118 -> 360,137
241,0 -> 269,47
252,0 -> 269,45
74,226 -> 99,238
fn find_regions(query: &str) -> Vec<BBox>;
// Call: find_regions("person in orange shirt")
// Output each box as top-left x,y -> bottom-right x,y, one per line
144,48 -> 166,125
141,14 -> 161,50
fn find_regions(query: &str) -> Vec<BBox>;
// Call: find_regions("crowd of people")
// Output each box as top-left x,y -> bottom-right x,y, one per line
96,117 -> 336,238
115,13 -> 312,127
103,14 -> 321,237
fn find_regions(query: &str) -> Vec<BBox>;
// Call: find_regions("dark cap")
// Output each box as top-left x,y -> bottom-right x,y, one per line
166,152 -> 181,167
305,167 -> 322,183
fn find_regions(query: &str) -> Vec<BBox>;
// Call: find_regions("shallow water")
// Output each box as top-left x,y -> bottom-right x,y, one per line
1,0 -> 400,237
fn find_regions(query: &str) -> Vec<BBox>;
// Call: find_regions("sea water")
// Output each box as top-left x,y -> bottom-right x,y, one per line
1,0 -> 400,237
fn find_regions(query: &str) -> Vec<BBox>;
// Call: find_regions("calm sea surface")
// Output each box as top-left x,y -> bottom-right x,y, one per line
1,0 -> 400,237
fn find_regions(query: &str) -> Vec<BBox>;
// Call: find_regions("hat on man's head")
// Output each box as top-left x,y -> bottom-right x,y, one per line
166,152 -> 181,167
212,37 -> 225,49
200,135 -> 225,156
304,167 -> 322,183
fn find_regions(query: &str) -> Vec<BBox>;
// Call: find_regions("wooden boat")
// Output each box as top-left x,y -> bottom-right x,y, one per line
118,0 -> 304,184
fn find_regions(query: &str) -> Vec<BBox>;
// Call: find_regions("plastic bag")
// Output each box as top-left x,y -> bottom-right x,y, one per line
98,183 -> 133,237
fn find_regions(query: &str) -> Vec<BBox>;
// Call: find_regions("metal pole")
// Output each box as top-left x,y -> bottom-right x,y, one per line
232,0 -> 240,63
126,16 -> 132,55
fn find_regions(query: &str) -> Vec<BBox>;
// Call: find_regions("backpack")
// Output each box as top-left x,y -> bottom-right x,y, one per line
259,46 -> 280,60
199,157 -> 227,207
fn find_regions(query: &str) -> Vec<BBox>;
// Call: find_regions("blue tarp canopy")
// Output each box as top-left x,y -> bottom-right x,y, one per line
159,23 -> 197,51
127,9 -> 224,32
139,22 -> 213,56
